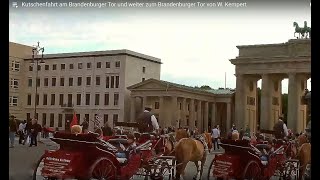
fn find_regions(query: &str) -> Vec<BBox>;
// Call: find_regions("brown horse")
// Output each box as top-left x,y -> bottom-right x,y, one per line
203,132 -> 213,153
296,134 -> 311,179
174,133 -> 210,180
175,129 -> 189,142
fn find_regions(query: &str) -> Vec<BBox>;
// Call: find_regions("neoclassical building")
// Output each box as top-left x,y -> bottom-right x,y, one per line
231,39 -> 311,133
127,78 -> 235,133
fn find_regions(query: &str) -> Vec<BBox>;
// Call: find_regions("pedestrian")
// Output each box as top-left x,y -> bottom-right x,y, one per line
273,116 -> 288,140
23,119 -> 32,145
9,115 -> 18,148
18,120 -> 26,144
211,125 -> 220,151
29,119 -> 41,147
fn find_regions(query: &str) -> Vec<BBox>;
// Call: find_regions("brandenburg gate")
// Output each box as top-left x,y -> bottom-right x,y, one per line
231,39 -> 311,133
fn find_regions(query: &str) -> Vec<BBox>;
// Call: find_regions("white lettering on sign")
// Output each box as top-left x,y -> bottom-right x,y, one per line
46,157 -> 71,163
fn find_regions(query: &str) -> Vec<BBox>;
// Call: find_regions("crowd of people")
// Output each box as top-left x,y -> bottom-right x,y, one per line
9,115 -> 43,148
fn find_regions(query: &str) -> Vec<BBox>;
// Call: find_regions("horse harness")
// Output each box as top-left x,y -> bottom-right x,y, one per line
194,134 -> 209,152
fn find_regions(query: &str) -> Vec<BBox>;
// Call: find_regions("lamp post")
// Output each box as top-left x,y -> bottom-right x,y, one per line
31,42 -> 45,119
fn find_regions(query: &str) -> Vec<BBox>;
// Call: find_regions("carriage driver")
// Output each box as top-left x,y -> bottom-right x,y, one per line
136,105 -> 160,133
273,115 -> 289,139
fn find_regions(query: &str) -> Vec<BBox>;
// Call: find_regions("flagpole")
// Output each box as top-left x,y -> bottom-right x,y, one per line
225,72 -> 226,89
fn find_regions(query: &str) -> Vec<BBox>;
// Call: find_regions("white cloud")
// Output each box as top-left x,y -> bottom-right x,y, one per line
9,10 -> 311,92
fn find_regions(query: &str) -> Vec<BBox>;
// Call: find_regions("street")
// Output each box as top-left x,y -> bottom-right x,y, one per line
9,137 -> 221,180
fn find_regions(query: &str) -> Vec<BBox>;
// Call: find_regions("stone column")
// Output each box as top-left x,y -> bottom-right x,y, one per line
260,74 -> 272,130
142,96 -> 147,111
287,73 -> 308,132
211,102 -> 216,128
159,96 -> 164,127
197,100 -> 202,132
181,98 -> 187,127
204,101 -> 209,132
171,96 -> 178,127
226,102 -> 231,131
130,96 -> 136,122
189,99 -> 195,129
235,74 -> 246,128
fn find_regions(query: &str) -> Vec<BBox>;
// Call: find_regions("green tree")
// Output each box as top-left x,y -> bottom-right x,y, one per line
200,85 -> 212,90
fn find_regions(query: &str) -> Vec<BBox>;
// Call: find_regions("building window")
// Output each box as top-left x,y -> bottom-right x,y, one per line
29,65 -> 33,71
114,93 -> 119,106
69,64 -> 74,70
77,77 -> 82,86
53,64 -> 57,70
36,94 -> 39,105
43,94 -> 47,105
87,62 -> 91,69
115,61 -> 120,68
68,94 -> 72,105
11,61 -> 20,71
59,94 -> 64,105
37,65 -> 41,71
106,76 -> 110,88
28,78 -> 32,87
97,62 -> 101,68
60,77 -> 65,86
142,67 -> 146,73
58,114 -> 63,127
86,77 -> 91,86
51,94 -> 55,105
35,113 -> 39,120
36,78 -> 40,87
45,65 -> 49,70
155,102 -> 160,109
9,96 -> 18,106
113,114 -> 118,122
142,78 -> 145,82
115,76 -> 119,88
111,76 -> 114,88
27,94 -> 31,105
50,113 -> 54,127
95,94 -> 100,105
104,94 -> 109,105
52,78 -> 56,86
42,113 -> 47,126
44,78 -> 48,87
26,113 -> 31,121
10,78 -> 19,89
86,94 -> 90,105
76,94 -> 81,105
106,62 -> 110,68
85,114 -> 90,122
96,76 -> 100,86
61,64 -> 66,70
188,104 -> 190,111
104,114 -> 108,124
179,103 -> 182,110
78,63 -> 83,69
69,77 -> 73,86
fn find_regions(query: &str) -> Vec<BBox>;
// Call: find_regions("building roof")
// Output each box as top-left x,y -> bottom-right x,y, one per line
24,49 -> 162,64
128,78 -> 235,96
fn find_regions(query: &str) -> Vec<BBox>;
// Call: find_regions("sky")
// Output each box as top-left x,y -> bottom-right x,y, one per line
9,0 -> 311,93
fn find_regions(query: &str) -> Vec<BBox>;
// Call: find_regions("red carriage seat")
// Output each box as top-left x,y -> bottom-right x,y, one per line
138,133 -> 156,144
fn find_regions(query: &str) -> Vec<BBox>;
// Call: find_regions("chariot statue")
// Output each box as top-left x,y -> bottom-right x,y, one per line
293,21 -> 311,39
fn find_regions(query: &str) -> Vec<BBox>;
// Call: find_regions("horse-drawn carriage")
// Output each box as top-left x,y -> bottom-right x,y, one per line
207,136 -> 300,180
33,122 -> 176,180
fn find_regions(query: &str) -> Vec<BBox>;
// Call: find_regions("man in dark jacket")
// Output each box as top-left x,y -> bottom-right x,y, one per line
136,105 -> 159,133
29,119 -> 42,147
102,122 -> 113,136
81,118 -> 89,133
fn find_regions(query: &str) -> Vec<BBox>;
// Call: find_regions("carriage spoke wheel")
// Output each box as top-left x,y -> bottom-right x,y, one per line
90,158 -> 116,180
281,160 -> 300,180
242,161 -> 261,180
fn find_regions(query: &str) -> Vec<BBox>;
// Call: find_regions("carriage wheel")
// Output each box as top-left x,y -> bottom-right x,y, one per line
207,159 -> 223,180
89,157 -> 117,180
33,157 -> 57,180
242,160 -> 261,180
281,159 -> 300,180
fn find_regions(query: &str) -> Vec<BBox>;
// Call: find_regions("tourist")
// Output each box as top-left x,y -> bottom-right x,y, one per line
273,116 -> 288,139
9,116 -> 18,148
136,105 -> 159,133
211,125 -> 220,151
18,120 -> 26,144
102,122 -> 113,136
29,119 -> 42,147
81,118 -> 89,133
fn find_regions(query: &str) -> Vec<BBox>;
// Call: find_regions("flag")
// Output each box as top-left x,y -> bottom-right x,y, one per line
70,112 -> 78,129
